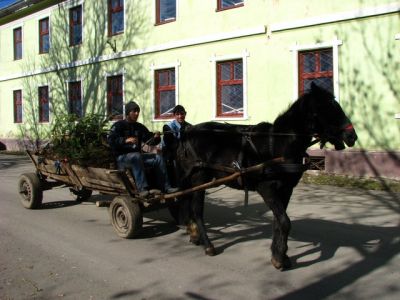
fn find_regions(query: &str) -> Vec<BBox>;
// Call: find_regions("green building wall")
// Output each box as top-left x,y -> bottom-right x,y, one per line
0,0 -> 399,158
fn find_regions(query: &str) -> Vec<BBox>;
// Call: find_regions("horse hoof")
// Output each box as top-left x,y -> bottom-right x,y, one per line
271,256 -> 291,270
271,257 -> 283,270
205,246 -> 216,256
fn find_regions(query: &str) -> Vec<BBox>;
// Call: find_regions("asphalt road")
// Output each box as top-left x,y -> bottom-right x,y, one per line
0,154 -> 399,300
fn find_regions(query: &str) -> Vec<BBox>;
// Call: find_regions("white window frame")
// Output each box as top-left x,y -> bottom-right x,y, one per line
104,70 -> 125,120
12,23 -> 24,61
216,0 -> 245,11
62,0 -> 84,8
290,37 -> 342,102
37,14 -> 51,55
154,0 -> 179,25
105,0 -> 126,37
210,50 -> 249,121
150,61 -> 180,122
67,2 -> 85,47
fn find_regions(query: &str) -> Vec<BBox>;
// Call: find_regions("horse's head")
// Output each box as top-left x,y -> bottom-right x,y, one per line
307,83 -> 357,150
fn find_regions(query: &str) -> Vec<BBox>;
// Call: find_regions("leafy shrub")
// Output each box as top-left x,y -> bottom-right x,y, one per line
40,114 -> 114,167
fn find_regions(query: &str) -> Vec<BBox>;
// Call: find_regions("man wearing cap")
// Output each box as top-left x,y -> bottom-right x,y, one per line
163,105 -> 191,143
108,101 -> 179,197
163,105 -> 190,182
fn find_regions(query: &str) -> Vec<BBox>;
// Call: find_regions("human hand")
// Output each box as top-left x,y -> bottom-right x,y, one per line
126,136 -> 138,144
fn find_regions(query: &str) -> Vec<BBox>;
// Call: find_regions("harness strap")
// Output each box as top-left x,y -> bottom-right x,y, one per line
190,157 -> 286,176
246,134 -> 261,158
269,127 -> 274,157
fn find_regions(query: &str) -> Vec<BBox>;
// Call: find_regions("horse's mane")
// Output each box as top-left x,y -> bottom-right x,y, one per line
272,92 -> 310,133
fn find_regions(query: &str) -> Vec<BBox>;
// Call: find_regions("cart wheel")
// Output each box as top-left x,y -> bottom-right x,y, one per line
18,173 -> 43,209
109,196 -> 142,238
70,188 -> 92,202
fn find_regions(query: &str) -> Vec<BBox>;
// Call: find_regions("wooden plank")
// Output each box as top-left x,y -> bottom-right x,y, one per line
39,171 -> 74,185
81,177 -> 126,191
71,165 -> 122,185
62,162 -> 83,189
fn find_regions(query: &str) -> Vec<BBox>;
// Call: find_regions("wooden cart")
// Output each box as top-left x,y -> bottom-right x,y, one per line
18,150 -> 247,239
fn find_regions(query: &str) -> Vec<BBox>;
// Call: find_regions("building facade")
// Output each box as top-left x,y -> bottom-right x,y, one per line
0,0 -> 399,178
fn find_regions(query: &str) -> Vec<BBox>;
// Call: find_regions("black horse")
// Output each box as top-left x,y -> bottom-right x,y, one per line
166,83 -> 357,270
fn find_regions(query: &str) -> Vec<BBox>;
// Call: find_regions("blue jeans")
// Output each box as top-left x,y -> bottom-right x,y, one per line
117,152 -> 171,192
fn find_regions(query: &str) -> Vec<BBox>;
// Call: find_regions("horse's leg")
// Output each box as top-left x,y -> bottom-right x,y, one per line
257,180 -> 293,270
189,190 -> 216,256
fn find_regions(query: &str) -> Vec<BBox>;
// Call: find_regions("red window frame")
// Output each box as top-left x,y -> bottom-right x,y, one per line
217,0 -> 244,11
39,17 -> 49,54
298,48 -> 333,95
107,75 -> 123,120
69,5 -> 82,46
155,0 -> 176,25
13,27 -> 22,60
69,81 -> 82,117
216,59 -> 243,118
13,90 -> 23,123
38,86 -> 49,123
154,68 -> 175,119
108,0 -> 124,36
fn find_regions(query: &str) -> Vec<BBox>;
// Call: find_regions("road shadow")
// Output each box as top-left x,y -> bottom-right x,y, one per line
40,200 -> 81,209
275,218 -> 400,299
136,221 -> 180,239
106,195 -> 399,299
0,155 -> 30,170
203,196 -> 399,299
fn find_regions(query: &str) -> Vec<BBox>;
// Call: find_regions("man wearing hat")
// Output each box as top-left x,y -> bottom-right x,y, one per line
163,105 -> 191,142
162,104 -> 191,189
108,101 -> 179,197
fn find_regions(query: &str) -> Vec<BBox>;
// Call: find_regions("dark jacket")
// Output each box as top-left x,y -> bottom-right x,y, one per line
108,120 -> 160,156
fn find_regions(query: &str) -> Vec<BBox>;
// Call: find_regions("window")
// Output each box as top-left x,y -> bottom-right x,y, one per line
39,17 -> 49,54
298,48 -> 333,95
69,5 -> 82,46
155,68 -> 175,119
38,86 -> 49,123
216,59 -> 243,117
13,27 -> 22,60
156,0 -> 176,25
69,81 -> 83,117
13,90 -> 23,123
217,0 -> 244,11
107,75 -> 123,120
108,0 -> 124,36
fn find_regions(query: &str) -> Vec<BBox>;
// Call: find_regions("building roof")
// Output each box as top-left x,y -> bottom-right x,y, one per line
0,0 -> 41,17
0,0 -> 61,25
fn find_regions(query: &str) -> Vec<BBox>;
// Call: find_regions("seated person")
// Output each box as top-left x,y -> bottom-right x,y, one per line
108,101 -> 179,197
162,105 -> 191,186
163,105 -> 191,152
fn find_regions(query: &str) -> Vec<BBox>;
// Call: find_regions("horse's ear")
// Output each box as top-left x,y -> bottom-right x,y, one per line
311,81 -> 318,91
